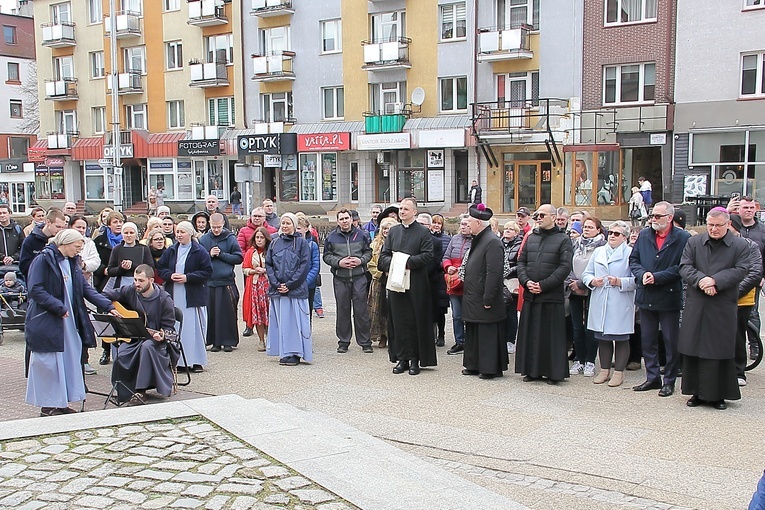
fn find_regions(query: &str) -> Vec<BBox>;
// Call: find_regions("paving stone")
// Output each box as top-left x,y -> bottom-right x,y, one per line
127,480 -> 153,490
24,482 -> 59,492
173,472 -> 222,483
84,486 -> 113,496
1,478 -> 32,488
290,489 -> 336,504
230,496 -> 258,510
69,458 -> 102,470
145,439 -> 176,448
242,459 -> 271,468
0,490 -> 33,506
40,445 -> 68,455
129,446 -> 172,458
22,454 -> 49,463
317,503 -> 355,510
153,482 -> 187,493
88,463 -> 120,478
122,455 -> 156,465
217,482 -> 265,496
260,466 -> 290,479
117,425 -> 147,435
217,464 -> 242,478
213,455 -> 235,464
111,488 -> 149,504
204,495 -> 230,510
0,452 -> 23,460
97,429 -> 116,437
185,424 -> 215,434
227,449 -> 261,460
170,453 -> 214,462
171,497 -> 204,508
197,463 -> 220,474
5,440 -> 40,452
42,436 -> 71,446
107,441 -> 138,452
74,431 -> 96,439
115,465 -> 143,475
36,492 -> 73,502
59,477 -> 99,494
141,495 -> 177,509
135,469 -> 175,481
100,476 -> 132,487
19,470 -> 48,480
52,452 -> 79,463
145,423 -> 176,432
182,484 -> 215,498
74,495 -> 115,508
70,444 -> 100,455
0,463 -> 26,476
274,476 -> 311,491
264,493 -> 291,505
15,501 -> 45,510
151,460 -> 198,471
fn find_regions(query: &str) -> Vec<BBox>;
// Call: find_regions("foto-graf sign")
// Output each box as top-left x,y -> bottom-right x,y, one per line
178,140 -> 220,157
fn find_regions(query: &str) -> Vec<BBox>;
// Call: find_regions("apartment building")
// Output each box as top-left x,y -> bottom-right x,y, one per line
31,0 -> 244,212
0,10 -> 36,214
672,0 -> 765,205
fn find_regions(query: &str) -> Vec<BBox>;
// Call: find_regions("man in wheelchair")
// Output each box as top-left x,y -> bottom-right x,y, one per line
102,264 -> 178,404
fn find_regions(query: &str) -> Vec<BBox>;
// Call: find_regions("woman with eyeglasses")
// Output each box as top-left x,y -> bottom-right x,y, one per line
242,227 -> 272,351
581,221 -> 636,386
565,215 -> 607,377
147,232 -> 169,285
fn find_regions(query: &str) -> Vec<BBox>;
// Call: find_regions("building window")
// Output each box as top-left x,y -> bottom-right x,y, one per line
261,92 -> 292,123
164,0 -> 180,11
9,100 -> 21,119
205,34 -> 233,64
88,0 -> 102,23
56,110 -> 77,133
92,106 -> 106,134
53,56 -> 74,80
90,51 -> 104,79
322,87 -> 344,120
566,150 -> 624,207
3,26 -> 16,45
371,12 -> 404,42
6,62 -> 19,83
440,3 -> 466,41
124,46 -> 146,74
745,0 -> 764,9
496,71 -> 539,106
370,82 -> 407,114
603,62 -> 655,105
440,76 -> 468,112
122,0 -> 143,15
259,26 -> 290,55
51,2 -> 72,24
166,41 -> 183,71
497,0 -> 539,30
321,19 -> 341,53
126,103 -> 147,130
742,53 -> 765,97
167,100 -> 185,129
209,97 -> 235,126
9,137 -> 28,158
605,0 -> 657,25
299,153 -> 337,201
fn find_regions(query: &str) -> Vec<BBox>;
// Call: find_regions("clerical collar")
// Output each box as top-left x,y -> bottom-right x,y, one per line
402,219 -> 415,228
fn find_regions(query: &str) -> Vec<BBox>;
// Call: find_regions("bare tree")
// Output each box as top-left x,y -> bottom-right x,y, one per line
19,61 -> 39,135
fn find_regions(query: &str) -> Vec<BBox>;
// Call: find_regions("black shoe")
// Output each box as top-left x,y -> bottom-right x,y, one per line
658,384 -> 674,397
408,360 -> 421,376
479,373 -> 501,380
210,346 -> 221,352
243,328 -> 253,337
436,337 -> 445,347
281,355 -> 300,367
712,400 -> 727,410
633,379 -> 662,392
446,343 -> 464,355
461,369 -> 479,376
750,345 -> 760,361
190,365 -> 204,373
362,346 -> 373,353
393,360 -> 409,374
686,396 -> 703,407
546,379 -> 559,385
223,346 -> 233,352
522,375 -> 538,382
99,350 -> 110,365
337,345 -> 349,353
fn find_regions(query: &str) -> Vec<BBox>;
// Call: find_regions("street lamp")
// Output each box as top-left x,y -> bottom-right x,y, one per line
109,0 -> 122,211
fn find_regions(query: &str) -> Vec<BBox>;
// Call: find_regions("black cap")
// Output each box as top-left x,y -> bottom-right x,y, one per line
469,203 -> 494,221
379,205 -> 399,220
350,209 -> 360,220
516,207 -> 531,217
730,213 -> 744,233
673,209 -> 687,230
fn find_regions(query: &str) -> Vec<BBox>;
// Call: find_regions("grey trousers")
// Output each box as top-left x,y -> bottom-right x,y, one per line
333,276 -> 372,347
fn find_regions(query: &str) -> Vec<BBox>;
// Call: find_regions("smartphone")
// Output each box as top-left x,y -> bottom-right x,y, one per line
731,192 -> 741,200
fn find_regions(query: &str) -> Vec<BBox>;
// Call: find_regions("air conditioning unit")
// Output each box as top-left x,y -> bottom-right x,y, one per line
393,102 -> 405,114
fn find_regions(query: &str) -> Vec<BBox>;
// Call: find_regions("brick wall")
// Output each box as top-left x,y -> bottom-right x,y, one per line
582,0 -> 676,110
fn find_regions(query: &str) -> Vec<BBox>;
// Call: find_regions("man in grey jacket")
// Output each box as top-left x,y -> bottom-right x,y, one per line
323,209 -> 373,354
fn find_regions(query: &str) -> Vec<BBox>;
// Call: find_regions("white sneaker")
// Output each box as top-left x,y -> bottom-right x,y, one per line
570,361 -> 584,375
507,342 -> 515,354
583,362 -> 596,377
738,377 -> 747,387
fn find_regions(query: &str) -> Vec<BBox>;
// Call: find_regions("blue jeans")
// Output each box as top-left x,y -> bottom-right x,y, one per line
449,295 -> 464,345
232,203 -> 242,215
313,287 -> 323,309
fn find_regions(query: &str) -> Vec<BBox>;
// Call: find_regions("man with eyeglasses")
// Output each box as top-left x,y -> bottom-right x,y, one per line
678,208 -> 750,410
237,207 -> 277,253
629,201 -> 691,397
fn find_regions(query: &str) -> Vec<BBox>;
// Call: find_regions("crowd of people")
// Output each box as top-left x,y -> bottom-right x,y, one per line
7,186 -> 765,416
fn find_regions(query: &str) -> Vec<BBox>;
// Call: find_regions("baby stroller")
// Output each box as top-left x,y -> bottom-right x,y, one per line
0,265 -> 27,342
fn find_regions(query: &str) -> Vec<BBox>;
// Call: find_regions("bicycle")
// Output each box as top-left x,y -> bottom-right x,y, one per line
746,318 -> 763,371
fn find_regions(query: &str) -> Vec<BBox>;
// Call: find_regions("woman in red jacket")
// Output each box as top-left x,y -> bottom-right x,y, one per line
242,227 -> 272,351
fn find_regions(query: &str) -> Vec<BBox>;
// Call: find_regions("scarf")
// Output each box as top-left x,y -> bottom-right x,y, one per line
150,245 -> 166,261
106,229 -> 123,248
574,233 -> 605,258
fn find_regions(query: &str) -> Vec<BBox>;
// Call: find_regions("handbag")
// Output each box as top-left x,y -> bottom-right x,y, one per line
445,271 -> 463,293
505,277 -> 520,295
315,273 -> 322,287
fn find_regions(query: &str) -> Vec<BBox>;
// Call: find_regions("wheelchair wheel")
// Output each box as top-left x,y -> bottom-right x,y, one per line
746,327 -> 763,372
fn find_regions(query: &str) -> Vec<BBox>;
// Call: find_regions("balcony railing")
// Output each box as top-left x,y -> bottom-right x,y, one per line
363,113 -> 407,134
251,0 -> 294,17
477,24 -> 532,62
44,78 -> 78,101
576,104 -> 672,144
105,130 -> 135,146
362,37 -> 411,70
251,51 -> 295,82
104,11 -> 141,38
188,0 -> 228,26
47,132 -> 78,150
106,71 -> 143,95
40,21 -> 75,48
189,61 -> 229,87
471,99 -> 570,141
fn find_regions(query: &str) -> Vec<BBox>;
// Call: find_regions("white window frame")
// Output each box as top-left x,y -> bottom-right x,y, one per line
205,34 -> 233,64
439,76 -> 468,113
53,56 -> 74,80
164,0 -> 180,12
121,0 -> 143,16
259,26 -> 291,55
497,0 -> 539,29
320,19 -> 342,54
50,2 -> 72,24
9,100 -> 22,119
602,62 -> 656,106
209,97 -> 235,126
92,106 -> 106,134
88,0 -> 102,24
90,51 -> 104,79
370,82 -> 406,115
124,46 -> 146,74
741,52 -> 765,98
261,92 -> 292,123
126,103 -> 147,130
166,41 -> 183,71
744,0 -> 765,10
167,100 -> 185,129
322,87 -> 344,120
495,71 -> 539,106
440,3 -> 467,42
6,62 -> 19,82
604,0 -> 658,26
56,110 -> 77,133
371,11 -> 404,42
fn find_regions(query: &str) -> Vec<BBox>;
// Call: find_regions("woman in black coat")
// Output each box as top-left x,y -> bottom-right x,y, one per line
104,221 -> 153,291
502,221 -> 523,353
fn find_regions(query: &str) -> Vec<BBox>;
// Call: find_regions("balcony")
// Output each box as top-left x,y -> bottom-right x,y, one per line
364,113 -> 407,134
577,104 -> 672,144
477,25 -> 532,62
40,21 -> 75,48
251,0 -> 294,17
47,132 -> 78,150
362,38 -> 411,70
44,78 -> 78,101
106,71 -> 143,95
251,51 -> 295,82
188,0 -> 228,27
104,11 -> 141,39
189,61 -> 229,87
471,98 -> 570,144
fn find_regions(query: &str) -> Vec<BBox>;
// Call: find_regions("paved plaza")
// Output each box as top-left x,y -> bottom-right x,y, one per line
0,262 -> 763,509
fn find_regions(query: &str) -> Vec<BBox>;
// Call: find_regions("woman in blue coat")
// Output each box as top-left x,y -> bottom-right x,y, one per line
25,230 -> 116,416
265,213 -> 312,366
157,221 -> 213,373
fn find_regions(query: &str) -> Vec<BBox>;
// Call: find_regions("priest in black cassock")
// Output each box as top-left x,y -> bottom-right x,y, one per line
378,197 -> 436,375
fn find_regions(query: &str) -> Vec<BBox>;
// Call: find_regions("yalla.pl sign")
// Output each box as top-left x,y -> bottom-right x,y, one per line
237,134 -> 280,155
178,139 -> 220,157
298,132 -> 350,152
103,144 -> 134,159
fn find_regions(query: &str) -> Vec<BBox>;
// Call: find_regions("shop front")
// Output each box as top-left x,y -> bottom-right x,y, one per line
236,132 -> 297,206
562,144 -> 629,218
177,138 -> 230,202
0,159 -> 35,214
286,132 -> 352,204
417,129 -> 469,206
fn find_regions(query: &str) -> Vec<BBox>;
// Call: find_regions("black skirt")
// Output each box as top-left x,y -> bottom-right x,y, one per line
515,301 -> 569,381
681,356 -> 741,402
464,322 -> 509,376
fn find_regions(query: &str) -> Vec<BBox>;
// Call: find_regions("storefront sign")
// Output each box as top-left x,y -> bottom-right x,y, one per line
298,133 -> 350,152
418,129 -> 465,148
149,161 -> 174,170
178,140 -> 220,157
0,159 -> 25,173
427,169 -> 445,202
28,148 -> 46,162
650,133 -> 667,145
264,154 -> 282,168
103,144 -> 134,159
45,157 -> 65,167
237,134 -> 280,155
357,133 -> 411,151
427,150 -> 444,168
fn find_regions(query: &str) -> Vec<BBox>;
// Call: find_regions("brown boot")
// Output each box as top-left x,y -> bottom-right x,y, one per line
378,338 -> 387,348
593,368 -> 610,384
608,371 -> 624,387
